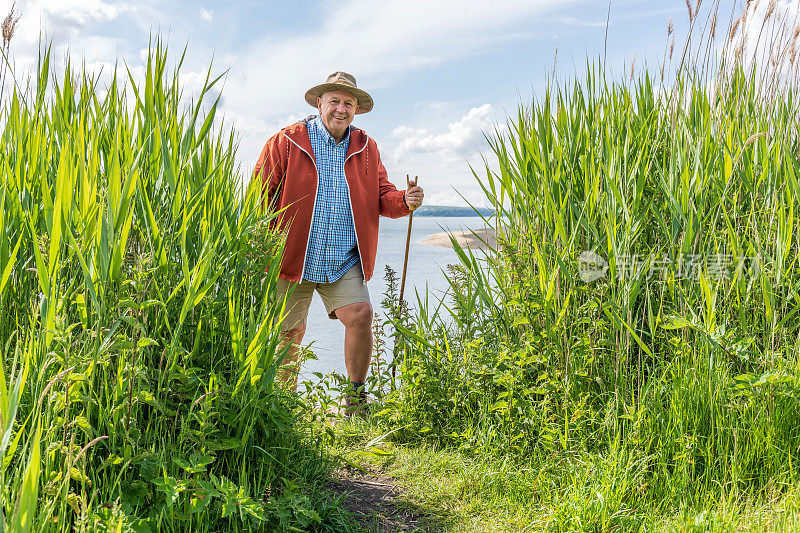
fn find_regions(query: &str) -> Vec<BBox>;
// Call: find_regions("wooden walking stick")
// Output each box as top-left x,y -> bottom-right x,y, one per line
393,175 -> 417,382
398,174 -> 417,305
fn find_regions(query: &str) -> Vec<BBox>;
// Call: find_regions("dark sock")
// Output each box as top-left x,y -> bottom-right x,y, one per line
348,382 -> 367,403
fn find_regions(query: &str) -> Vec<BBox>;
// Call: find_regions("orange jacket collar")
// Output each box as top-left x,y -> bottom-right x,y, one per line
283,118 -> 368,162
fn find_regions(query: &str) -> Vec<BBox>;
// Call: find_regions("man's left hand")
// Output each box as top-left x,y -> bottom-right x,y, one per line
405,182 -> 424,211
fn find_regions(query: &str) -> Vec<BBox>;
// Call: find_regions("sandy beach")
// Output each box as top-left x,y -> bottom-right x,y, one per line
421,227 -> 497,250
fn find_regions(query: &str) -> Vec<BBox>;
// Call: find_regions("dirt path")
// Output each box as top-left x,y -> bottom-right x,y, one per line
327,464 -> 436,532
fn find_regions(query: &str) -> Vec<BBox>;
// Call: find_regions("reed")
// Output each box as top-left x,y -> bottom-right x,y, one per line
0,41 -> 346,531
379,0 -> 800,527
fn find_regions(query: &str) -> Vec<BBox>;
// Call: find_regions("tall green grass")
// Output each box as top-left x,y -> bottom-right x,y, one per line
0,43 -> 344,531
380,1 -> 800,528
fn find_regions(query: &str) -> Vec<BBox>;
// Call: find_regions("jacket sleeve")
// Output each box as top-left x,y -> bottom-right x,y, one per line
254,131 -> 286,212
376,143 -> 411,219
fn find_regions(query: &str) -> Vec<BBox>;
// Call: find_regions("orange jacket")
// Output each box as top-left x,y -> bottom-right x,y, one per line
255,118 -> 410,283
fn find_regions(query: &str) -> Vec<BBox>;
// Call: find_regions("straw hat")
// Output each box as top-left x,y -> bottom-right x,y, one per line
304,71 -> 373,114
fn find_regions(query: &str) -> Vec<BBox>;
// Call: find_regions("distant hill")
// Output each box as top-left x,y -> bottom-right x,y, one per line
412,205 -> 494,217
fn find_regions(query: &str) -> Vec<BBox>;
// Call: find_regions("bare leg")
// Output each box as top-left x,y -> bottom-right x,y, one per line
277,325 -> 306,390
335,301 -> 373,384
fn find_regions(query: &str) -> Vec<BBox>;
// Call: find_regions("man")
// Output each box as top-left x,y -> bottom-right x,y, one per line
254,71 -> 424,413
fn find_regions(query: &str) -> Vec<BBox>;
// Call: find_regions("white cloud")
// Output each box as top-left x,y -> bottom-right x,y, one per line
392,103 -> 494,160
11,0 -> 129,39
382,104 -> 499,207
37,0 -> 124,27
199,7 -> 212,23
0,0 -> 135,81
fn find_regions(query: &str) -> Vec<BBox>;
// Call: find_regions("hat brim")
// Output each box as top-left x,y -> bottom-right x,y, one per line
305,83 -> 373,114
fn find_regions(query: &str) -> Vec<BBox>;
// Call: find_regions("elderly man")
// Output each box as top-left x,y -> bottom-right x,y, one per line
254,71 -> 424,412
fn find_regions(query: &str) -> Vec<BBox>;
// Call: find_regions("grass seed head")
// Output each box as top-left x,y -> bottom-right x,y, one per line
765,0 -> 776,21
686,0 -> 694,21
552,46 -> 558,79
2,2 -> 20,48
730,17 -> 742,41
711,12 -> 718,39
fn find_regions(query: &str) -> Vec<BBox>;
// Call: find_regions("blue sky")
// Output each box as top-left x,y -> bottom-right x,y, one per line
0,0 -> 766,206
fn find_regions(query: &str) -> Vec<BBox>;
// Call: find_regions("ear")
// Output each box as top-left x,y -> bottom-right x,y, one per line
316,95 -> 323,111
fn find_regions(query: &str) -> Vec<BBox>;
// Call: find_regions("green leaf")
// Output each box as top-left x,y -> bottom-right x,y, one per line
70,466 -> 92,486
137,337 -> 159,349
0,235 -> 21,298
12,424 -> 41,533
29,221 -> 49,295
152,474 -> 184,507
490,400 -> 509,412
512,316 -> 530,327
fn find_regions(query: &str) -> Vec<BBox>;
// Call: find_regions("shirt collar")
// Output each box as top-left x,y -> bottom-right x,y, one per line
313,115 -> 350,147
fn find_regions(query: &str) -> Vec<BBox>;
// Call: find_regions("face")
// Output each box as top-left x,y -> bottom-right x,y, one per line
317,90 -> 359,140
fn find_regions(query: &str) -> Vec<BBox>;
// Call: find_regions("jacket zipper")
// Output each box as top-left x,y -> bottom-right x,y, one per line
344,137 -> 369,284
286,135 -> 319,280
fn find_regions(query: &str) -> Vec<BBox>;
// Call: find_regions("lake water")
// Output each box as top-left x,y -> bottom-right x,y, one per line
298,215 -> 488,380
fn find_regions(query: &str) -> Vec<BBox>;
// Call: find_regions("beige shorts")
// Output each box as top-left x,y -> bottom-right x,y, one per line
276,263 -> 371,331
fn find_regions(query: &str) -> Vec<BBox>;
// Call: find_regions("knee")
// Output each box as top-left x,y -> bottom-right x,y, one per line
353,302 -> 374,326
341,302 -> 373,329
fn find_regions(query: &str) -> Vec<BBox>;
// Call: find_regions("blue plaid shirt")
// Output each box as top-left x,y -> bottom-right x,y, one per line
302,115 -> 360,283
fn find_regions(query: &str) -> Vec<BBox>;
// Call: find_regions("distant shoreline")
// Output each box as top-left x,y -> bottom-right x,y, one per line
421,228 -> 497,250
411,205 -> 494,217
